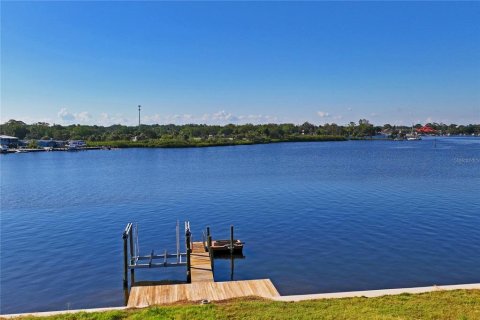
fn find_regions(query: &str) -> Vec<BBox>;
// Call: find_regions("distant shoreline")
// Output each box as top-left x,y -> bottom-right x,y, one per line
85,135 -> 348,149
4,135 -> 478,154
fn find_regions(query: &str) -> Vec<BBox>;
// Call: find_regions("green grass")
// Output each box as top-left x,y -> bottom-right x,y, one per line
6,290 -> 480,320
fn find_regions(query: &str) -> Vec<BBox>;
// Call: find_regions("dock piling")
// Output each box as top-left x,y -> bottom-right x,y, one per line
186,225 -> 192,283
207,234 -> 214,273
230,225 -> 234,254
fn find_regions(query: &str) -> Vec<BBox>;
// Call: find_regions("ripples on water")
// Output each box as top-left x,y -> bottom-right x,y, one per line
1,137 -> 479,313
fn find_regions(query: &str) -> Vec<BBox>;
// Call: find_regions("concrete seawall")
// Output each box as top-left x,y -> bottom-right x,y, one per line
2,283 -> 479,318
273,283 -> 480,302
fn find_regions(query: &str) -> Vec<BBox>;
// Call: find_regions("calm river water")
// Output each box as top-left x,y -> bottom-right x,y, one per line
1,137 -> 479,313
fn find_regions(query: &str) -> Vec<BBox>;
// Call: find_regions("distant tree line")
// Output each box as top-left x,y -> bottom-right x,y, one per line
1,119 -> 479,143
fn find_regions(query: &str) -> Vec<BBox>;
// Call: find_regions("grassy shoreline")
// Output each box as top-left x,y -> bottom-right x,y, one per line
4,290 -> 479,319
86,135 -> 347,149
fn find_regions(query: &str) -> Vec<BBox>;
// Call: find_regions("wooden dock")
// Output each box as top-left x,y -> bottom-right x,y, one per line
127,279 -> 280,308
126,241 -> 280,308
124,222 -> 280,308
190,241 -> 214,283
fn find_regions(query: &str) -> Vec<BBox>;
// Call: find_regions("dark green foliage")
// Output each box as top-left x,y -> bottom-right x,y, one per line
0,120 -> 350,145
1,120 -> 478,146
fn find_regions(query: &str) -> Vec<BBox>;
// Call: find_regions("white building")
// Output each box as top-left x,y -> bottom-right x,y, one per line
0,135 -> 19,148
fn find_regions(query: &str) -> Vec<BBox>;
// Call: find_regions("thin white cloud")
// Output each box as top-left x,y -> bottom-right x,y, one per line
57,108 -> 93,124
211,110 -> 239,122
57,108 -> 74,121
98,112 -> 135,126
75,111 -> 92,122
94,110 -> 278,126
317,111 -> 330,118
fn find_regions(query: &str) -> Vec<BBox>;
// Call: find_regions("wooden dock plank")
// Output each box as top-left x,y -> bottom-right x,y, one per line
190,241 -> 214,283
127,279 -> 280,308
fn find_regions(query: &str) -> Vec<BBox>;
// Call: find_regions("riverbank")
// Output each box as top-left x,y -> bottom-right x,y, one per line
86,135 -> 347,149
1,147 -> 103,154
0,136 -> 353,154
2,289 -> 479,319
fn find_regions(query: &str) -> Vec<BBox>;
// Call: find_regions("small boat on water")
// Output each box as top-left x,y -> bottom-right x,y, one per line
406,135 -> 421,141
210,239 -> 244,254
406,125 -> 422,140
67,140 -> 87,151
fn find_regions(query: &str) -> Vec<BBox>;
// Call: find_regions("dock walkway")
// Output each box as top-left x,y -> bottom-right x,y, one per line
127,279 -> 279,308
190,241 -> 214,283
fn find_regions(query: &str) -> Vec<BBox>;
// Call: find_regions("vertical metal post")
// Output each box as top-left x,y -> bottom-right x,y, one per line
138,105 -> 141,127
129,227 -> 135,285
207,234 -> 212,249
122,232 -> 128,289
176,220 -> 180,263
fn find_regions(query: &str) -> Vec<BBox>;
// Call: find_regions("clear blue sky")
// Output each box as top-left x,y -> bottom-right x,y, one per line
1,1 -> 479,126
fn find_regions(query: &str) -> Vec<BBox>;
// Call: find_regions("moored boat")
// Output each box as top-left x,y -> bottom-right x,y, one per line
210,239 -> 244,254
67,140 -> 87,151
406,135 -> 421,141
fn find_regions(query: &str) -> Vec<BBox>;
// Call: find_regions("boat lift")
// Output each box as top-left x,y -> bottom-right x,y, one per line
122,221 -> 192,288
122,221 -> 245,289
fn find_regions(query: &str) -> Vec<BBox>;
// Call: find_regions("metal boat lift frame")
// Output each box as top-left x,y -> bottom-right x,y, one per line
122,221 -> 192,288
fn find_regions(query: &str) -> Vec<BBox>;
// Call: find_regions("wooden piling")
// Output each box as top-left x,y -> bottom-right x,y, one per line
230,225 -> 234,254
230,254 -> 234,281
186,231 -> 191,283
207,235 -> 214,273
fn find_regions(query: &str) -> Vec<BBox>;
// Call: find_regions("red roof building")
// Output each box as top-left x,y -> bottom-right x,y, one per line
416,125 -> 437,134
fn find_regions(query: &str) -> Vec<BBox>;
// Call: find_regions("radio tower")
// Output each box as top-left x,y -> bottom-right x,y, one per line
138,105 -> 141,127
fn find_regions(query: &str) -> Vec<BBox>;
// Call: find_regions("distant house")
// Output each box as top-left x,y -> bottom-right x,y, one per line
416,125 -> 437,134
37,140 -> 66,148
0,135 -> 19,148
